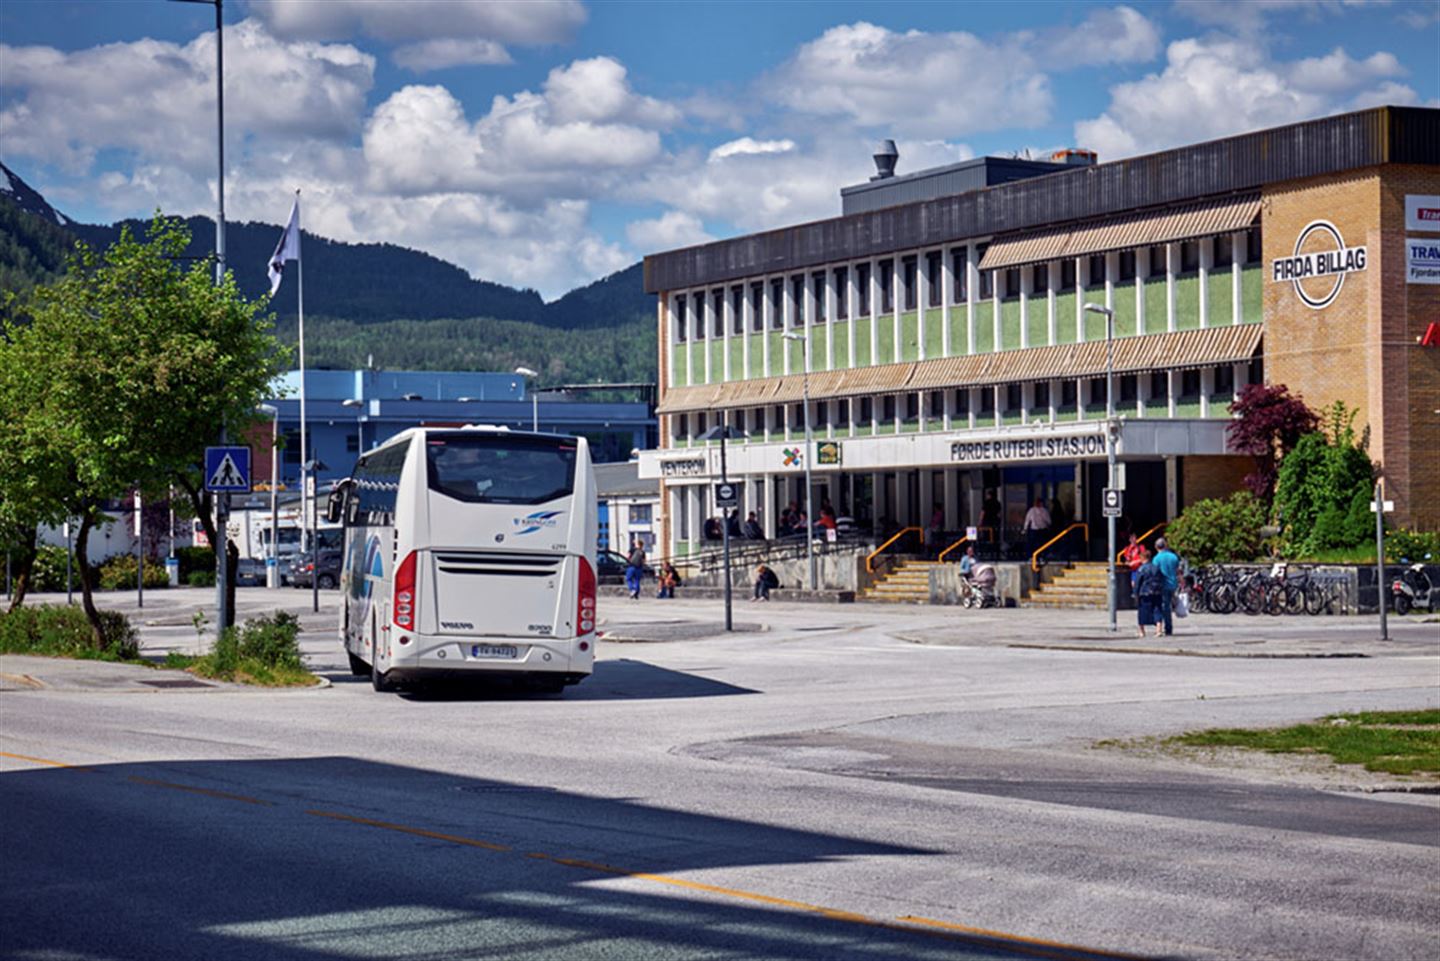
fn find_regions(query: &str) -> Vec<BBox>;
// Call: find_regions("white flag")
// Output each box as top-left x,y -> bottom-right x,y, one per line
267,196 -> 301,297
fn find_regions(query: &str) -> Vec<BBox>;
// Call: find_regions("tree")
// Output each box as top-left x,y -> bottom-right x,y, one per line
0,216 -> 286,642
1274,402 -> 1376,556
1225,383 -> 1320,504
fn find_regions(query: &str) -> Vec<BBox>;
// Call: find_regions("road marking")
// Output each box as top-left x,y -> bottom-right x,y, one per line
311,806 -> 1132,960
0,750 -> 94,771
127,776 -> 272,806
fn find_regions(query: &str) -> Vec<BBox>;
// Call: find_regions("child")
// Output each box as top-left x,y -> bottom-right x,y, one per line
656,562 -> 680,599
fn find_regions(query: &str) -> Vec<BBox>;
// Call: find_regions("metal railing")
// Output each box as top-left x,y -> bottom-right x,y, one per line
867,526 -> 921,573
936,528 -> 995,563
1116,522 -> 1168,564
1031,523 -> 1089,573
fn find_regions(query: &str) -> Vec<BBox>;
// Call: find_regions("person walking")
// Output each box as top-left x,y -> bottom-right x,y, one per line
1153,537 -> 1182,636
656,561 -> 680,599
624,536 -> 647,600
1133,549 -> 1165,638
1023,497 -> 1051,562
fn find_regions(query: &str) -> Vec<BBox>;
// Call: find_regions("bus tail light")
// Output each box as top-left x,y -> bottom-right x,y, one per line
394,550 -> 417,630
577,556 -> 596,636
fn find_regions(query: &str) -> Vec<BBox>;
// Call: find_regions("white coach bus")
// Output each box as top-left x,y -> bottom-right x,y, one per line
327,426 -> 598,694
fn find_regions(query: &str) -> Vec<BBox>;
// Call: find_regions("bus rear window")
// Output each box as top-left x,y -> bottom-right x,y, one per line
425,435 -> 576,505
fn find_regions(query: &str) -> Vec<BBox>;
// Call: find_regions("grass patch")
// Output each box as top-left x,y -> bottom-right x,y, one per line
179,611 -> 317,687
0,605 -> 139,661
1168,710 -> 1440,777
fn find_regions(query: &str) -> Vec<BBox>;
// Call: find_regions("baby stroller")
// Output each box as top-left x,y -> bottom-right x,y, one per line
960,563 -> 999,609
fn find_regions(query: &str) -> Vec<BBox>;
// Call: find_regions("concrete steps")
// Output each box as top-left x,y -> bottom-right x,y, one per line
859,560 -> 939,603
1023,561 -> 1114,609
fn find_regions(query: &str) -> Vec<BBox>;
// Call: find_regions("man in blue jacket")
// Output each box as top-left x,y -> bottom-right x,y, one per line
1153,537 -> 1181,636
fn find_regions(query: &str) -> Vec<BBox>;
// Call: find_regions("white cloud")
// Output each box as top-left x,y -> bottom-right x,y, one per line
708,138 -> 796,162
626,211 -> 714,252
247,0 -> 585,44
392,38 -> 512,72
1174,0 -> 1390,31
542,57 -> 681,127
1074,36 -> 1421,158
0,20 -> 373,175
1030,5 -> 1162,68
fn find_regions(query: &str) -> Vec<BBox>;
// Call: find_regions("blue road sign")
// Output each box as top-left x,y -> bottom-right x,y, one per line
205,446 -> 252,492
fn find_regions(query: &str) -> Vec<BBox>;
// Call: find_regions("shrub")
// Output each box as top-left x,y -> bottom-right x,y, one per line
1388,528 -> 1440,563
175,545 -> 215,581
30,545 -> 74,593
187,570 -> 216,587
97,554 -> 170,590
1274,403 -> 1375,556
1167,491 -> 1267,566
0,604 -> 139,660
193,610 -> 307,685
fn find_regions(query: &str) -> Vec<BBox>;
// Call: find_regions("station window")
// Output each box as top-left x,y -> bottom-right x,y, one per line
905,393 -> 920,421
1088,254 -> 1106,287
1004,267 -> 1021,298
345,433 -> 359,453
675,295 -> 687,342
1033,381 -> 1050,408
902,256 -> 918,311
1214,365 -> 1235,395
954,389 -> 970,417
731,286 -> 744,335
857,262 -> 872,316
750,283 -> 764,332
696,411 -> 708,437
1246,227 -> 1262,264
770,279 -> 784,329
951,248 -> 968,302
752,407 -> 765,433
1119,250 -> 1136,282
979,269 -> 994,299
879,260 -> 895,312
1150,371 -> 1169,400
1033,262 -> 1048,291
927,251 -> 943,307
1060,380 -> 1077,407
836,398 -> 850,428
1006,383 -> 1023,411
812,271 -> 828,323
1181,241 -> 1200,273
1120,374 -> 1137,403
834,267 -> 849,320
928,391 -> 945,418
790,403 -> 803,428
1060,259 -> 1077,291
979,388 -> 996,414
1213,235 -> 1233,269
813,400 -> 828,428
1148,245 -> 1168,278
882,395 -> 897,421
1180,369 -> 1202,398
692,294 -> 704,339
791,275 -> 806,326
1088,377 -> 1106,406
712,289 -> 725,337
860,396 -> 874,422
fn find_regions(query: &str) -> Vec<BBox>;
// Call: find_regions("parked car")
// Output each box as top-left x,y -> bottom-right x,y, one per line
234,557 -> 266,587
289,549 -> 343,590
596,549 -> 652,585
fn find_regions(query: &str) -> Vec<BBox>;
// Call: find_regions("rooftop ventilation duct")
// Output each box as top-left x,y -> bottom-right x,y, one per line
871,139 -> 898,180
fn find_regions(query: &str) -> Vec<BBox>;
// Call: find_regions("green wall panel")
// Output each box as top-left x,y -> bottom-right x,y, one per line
1240,264 -> 1262,323
1174,274 -> 1201,330
709,340 -> 724,380
747,334 -> 765,379
1144,279 -> 1168,334
1000,298 -> 1022,351
831,321 -> 850,370
949,306 -> 969,355
1112,282 -> 1137,338
900,421 -> 920,434
1083,304 -> 1106,342
1001,410 -> 1023,426
900,311 -> 920,362
1026,297 -> 1049,347
812,325 -> 830,372
1084,402 -> 1107,419
1055,406 -> 1078,423
924,309 -> 944,358
690,342 -> 707,383
875,422 -> 896,436
671,351 -> 687,387
1207,271 -> 1233,326
878,314 -> 896,363
767,332 -> 783,376
852,423 -> 873,437
1054,292 -> 1077,343
853,317 -> 873,367
727,337 -> 743,380
1209,390 -> 1234,416
973,303 -> 995,353
1174,399 -> 1202,418
786,335 -> 804,372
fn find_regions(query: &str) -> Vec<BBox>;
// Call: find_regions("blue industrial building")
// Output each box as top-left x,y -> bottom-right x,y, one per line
253,369 -> 656,489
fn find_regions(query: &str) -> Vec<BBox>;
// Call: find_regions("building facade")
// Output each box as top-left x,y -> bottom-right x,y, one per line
638,107 -> 1440,563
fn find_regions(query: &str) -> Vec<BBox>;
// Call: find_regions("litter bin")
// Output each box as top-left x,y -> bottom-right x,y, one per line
165,556 -> 180,587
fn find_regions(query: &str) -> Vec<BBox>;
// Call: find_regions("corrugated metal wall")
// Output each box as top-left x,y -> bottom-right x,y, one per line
644,106 -> 1440,293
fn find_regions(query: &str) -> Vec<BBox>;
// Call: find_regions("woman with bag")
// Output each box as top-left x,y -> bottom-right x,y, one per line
1134,549 -> 1166,638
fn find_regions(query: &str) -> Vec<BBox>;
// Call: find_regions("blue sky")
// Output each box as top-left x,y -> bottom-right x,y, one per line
2,0 -> 1436,299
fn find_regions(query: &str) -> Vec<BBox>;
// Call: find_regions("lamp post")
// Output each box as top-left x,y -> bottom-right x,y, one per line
1084,303 -> 1118,633
257,404 -> 279,588
515,367 -> 540,431
303,457 -> 327,613
782,332 -> 816,591
701,420 -> 747,631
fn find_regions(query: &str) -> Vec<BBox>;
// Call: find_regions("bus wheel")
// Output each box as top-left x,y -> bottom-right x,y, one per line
371,656 -> 397,693
347,651 -> 369,676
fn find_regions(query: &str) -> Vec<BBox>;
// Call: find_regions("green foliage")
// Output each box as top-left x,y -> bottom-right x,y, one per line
1170,711 -> 1440,777
1387,528 -> 1440,563
0,195 -> 74,320
0,604 -> 139,660
97,554 -> 170,591
192,610 -> 309,685
174,545 -> 215,580
187,570 -> 217,588
29,545 -> 74,592
1166,491 -> 1267,565
1274,402 -> 1376,556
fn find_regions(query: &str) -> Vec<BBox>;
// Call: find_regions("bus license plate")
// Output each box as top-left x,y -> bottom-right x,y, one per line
471,644 -> 518,660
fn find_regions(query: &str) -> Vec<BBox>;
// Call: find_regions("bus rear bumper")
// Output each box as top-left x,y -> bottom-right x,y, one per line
389,634 -> 595,680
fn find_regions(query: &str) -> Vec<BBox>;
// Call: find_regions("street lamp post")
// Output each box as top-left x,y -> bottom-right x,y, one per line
303,457 -> 327,614
782,332 -> 816,591
258,404 -> 279,588
515,367 -> 540,431
701,420 -> 747,631
1084,303 -> 1119,633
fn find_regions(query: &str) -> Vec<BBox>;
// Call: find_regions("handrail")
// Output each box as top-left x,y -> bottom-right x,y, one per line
1115,521 -> 1168,564
1031,523 -> 1088,572
867,526 -> 922,573
937,536 -> 971,564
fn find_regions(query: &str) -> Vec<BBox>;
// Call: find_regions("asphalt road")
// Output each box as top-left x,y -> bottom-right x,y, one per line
2,588 -> 1438,960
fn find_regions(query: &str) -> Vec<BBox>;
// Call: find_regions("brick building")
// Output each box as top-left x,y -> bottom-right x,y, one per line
638,107 -> 1440,565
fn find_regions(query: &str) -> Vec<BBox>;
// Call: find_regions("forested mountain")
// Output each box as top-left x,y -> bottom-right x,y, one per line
0,162 -> 659,382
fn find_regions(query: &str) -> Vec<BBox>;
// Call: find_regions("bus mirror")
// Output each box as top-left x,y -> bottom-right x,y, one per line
325,484 -> 348,525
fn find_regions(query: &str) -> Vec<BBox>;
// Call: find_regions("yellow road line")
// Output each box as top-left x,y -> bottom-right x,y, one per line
312,807 -> 1134,960
0,750 -> 95,771
127,776 -> 272,806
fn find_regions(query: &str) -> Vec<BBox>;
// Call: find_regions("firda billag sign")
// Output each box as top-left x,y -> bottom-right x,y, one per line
1271,220 -> 1367,310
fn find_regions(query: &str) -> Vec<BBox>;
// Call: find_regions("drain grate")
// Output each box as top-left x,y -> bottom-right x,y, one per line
140,678 -> 214,689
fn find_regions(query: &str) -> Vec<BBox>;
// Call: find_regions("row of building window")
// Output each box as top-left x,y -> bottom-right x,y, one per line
672,363 -> 1253,441
673,228 -> 1262,341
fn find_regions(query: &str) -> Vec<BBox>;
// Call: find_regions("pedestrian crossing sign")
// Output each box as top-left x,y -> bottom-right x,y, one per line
205,446 -> 252,492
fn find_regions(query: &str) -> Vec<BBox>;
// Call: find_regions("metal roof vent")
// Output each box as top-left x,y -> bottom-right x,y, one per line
871,139 -> 898,180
